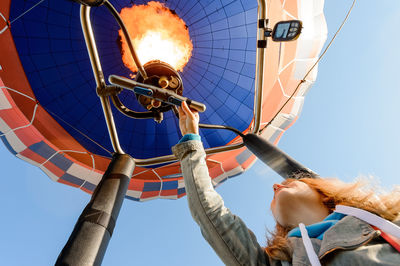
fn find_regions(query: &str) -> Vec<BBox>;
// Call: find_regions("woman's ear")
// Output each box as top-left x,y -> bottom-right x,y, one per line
322,197 -> 335,211
394,213 -> 400,222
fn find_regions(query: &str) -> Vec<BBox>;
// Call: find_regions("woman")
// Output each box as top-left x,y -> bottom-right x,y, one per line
172,102 -> 400,266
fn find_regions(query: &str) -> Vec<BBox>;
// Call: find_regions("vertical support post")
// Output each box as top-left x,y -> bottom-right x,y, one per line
80,5 -> 124,154
243,133 -> 319,179
252,0 -> 267,133
56,153 -> 135,266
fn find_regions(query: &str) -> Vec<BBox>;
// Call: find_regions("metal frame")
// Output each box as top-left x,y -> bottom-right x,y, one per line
56,2 -> 272,264
80,0 -> 267,164
81,5 -> 124,154
57,2 -> 320,262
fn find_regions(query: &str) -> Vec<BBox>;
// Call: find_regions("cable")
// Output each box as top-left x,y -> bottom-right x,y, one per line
103,0 -> 147,79
187,0 -> 356,138
259,0 -> 357,133
9,0 -> 46,24
0,103 -> 39,137
199,123 -> 244,137
43,107 -> 113,156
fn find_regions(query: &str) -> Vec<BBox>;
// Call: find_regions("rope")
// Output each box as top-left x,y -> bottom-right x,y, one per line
79,151 -> 97,189
0,86 -> 36,101
152,169 -> 164,197
0,12 -> 9,34
40,149 -> 89,167
43,107 -> 113,156
0,103 -> 39,137
39,149 -> 98,188
0,86 -> 38,137
0,85 -> 113,155
0,0 -> 47,34
9,0 -> 46,24
260,0 -> 357,133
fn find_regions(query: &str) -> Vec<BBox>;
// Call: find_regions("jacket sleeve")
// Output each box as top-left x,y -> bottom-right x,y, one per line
172,140 -> 270,266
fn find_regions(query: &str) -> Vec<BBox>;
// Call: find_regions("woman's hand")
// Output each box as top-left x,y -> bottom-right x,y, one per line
178,101 -> 199,135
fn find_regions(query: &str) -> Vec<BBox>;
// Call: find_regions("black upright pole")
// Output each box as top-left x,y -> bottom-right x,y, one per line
56,153 -> 135,266
243,133 -> 318,179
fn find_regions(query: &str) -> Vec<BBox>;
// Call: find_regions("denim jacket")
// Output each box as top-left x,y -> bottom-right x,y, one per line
172,140 -> 400,266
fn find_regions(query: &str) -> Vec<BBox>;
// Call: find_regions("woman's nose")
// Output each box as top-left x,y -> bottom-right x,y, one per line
273,183 -> 285,192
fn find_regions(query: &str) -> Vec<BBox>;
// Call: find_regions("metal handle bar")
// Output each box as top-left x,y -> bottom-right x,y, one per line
109,75 -> 206,113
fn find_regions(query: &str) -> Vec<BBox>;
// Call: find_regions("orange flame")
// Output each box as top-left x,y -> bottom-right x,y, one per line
119,1 -> 193,72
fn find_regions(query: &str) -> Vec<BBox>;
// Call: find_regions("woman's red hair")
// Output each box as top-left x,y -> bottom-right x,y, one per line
265,174 -> 400,261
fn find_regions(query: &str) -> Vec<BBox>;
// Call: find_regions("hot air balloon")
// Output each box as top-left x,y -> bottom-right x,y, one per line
0,0 -> 327,263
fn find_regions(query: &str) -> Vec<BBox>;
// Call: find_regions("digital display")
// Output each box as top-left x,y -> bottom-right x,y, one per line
271,20 -> 302,41
273,23 -> 290,39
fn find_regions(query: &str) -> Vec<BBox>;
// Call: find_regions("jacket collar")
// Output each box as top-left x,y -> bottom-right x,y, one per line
287,216 -> 377,265
288,215 -> 400,265
318,215 -> 378,259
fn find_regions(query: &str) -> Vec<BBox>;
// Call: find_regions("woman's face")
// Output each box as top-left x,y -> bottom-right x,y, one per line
270,180 -> 326,227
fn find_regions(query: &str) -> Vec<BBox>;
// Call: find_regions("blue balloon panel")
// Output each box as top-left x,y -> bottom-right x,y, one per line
9,0 -> 257,159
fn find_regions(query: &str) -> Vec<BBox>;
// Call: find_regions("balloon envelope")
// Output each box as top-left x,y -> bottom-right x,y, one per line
0,0 -> 327,201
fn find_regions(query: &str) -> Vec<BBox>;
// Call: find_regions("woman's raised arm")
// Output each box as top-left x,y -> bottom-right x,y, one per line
172,102 -> 269,266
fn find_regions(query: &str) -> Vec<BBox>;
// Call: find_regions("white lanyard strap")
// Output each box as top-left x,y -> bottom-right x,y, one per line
335,205 -> 400,239
299,223 -> 322,266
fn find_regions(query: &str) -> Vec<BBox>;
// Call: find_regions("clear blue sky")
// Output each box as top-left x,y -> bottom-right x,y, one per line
1,1 -> 399,265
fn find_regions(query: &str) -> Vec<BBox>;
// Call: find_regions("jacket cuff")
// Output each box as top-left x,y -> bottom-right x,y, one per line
178,133 -> 201,143
172,140 -> 204,160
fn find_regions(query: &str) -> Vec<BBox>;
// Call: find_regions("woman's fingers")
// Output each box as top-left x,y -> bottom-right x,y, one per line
178,101 -> 199,135
193,112 -> 199,123
181,101 -> 195,119
178,104 -> 185,118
